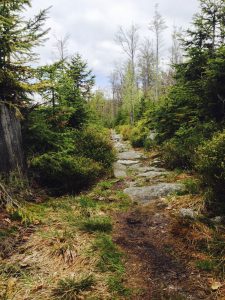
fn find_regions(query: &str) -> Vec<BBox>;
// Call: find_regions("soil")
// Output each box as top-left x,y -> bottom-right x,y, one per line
113,204 -> 216,300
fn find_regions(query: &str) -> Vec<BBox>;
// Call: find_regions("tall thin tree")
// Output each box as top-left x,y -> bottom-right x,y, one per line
149,4 -> 167,101
115,24 -> 140,124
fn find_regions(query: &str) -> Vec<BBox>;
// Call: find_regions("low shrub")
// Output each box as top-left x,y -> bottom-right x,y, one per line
117,125 -> 132,141
22,107 -> 76,156
130,120 -> 149,148
162,122 -> 217,170
195,130 -> 225,210
30,152 -> 102,194
73,126 -> 115,168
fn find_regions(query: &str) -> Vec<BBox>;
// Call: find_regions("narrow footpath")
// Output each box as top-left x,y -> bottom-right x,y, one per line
111,131 -> 221,300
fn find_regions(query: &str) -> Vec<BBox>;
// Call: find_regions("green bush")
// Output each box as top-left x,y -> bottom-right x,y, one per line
23,107 -> 76,156
130,120 -> 149,148
117,125 -> 132,141
73,127 -> 115,168
162,122 -> 217,170
195,130 -> 225,208
30,152 -> 102,194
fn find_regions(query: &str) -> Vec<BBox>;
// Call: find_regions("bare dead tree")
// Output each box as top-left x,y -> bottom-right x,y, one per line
115,24 -> 139,79
54,34 -> 70,61
149,4 -> 167,101
138,38 -> 155,96
115,24 -> 140,124
171,26 -> 183,65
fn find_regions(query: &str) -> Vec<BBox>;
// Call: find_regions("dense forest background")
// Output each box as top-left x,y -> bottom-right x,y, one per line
95,0 -> 225,214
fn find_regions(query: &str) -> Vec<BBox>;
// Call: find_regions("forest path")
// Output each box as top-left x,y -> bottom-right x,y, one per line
0,133 -> 222,300
111,131 -> 216,300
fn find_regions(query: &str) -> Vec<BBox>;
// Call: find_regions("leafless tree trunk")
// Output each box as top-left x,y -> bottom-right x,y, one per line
54,34 -> 70,61
149,4 -> 167,101
115,24 -> 139,124
138,38 -> 155,96
171,26 -> 183,65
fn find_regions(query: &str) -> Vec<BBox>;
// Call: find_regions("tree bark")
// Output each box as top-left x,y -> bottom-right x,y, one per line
0,104 -> 24,173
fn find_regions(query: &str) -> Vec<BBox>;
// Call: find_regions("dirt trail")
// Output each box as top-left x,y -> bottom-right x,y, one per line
111,132 -> 218,300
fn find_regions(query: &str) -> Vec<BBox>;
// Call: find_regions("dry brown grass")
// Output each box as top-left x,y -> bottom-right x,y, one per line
167,194 -> 205,213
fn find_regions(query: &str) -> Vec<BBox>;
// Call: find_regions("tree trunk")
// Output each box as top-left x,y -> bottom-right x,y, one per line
0,104 -> 24,173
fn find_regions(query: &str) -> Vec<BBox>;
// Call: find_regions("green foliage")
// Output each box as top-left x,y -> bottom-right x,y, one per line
117,125 -> 132,141
23,107 -> 75,156
195,259 -> 216,272
30,152 -> 102,194
162,122 -> 217,169
147,86 -> 206,144
182,178 -> 201,195
195,130 -> 225,207
0,0 -> 49,105
130,120 -> 149,148
73,127 -> 115,168
53,275 -> 95,300
24,105 -> 114,194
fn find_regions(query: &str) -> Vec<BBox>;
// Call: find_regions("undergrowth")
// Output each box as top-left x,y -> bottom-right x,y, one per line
0,178 -> 131,299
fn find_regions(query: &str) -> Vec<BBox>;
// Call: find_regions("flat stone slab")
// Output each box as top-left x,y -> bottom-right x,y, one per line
113,162 -> 127,178
138,171 -> 169,178
124,183 -> 184,203
117,160 -> 140,166
129,165 -> 166,172
118,151 -> 142,160
128,163 -> 142,170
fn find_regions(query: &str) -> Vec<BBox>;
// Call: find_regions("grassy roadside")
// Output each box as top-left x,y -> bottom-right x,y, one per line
0,178 -> 133,300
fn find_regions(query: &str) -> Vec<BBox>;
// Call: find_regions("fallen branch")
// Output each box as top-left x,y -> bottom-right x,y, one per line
0,182 -> 19,209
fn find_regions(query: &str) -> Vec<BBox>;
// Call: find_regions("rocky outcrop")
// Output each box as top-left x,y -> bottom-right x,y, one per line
124,183 -> 184,204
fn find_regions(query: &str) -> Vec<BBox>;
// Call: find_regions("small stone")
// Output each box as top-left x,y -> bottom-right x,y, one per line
211,216 -> 223,224
179,208 -> 197,219
211,281 -> 222,291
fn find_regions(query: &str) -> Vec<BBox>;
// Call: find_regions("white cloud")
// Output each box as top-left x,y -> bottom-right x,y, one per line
28,0 -> 199,87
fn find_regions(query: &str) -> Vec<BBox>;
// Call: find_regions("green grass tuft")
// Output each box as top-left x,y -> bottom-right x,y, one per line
93,234 -> 124,273
107,275 -> 131,297
195,259 -> 216,272
80,217 -> 112,233
53,275 -> 95,300
79,196 -> 97,209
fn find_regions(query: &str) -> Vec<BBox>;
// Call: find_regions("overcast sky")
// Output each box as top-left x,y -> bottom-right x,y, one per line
29,0 -> 200,89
